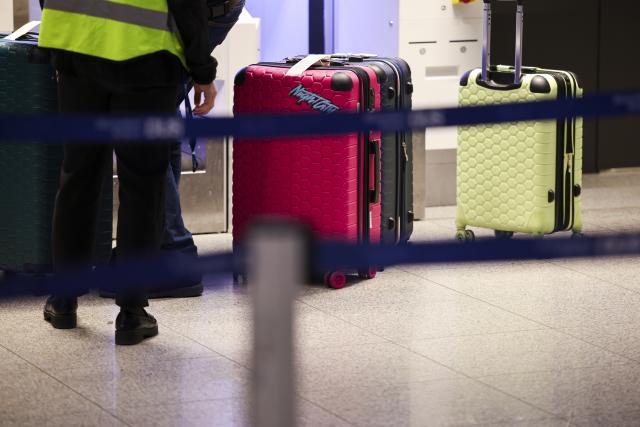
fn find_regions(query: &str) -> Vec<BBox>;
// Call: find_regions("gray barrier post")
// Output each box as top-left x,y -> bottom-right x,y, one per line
247,221 -> 309,427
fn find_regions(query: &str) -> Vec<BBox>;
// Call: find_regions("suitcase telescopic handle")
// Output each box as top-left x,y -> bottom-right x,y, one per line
481,0 -> 524,86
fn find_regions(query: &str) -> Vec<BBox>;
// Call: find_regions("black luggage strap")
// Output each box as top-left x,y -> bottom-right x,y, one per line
183,81 -> 199,173
208,0 -> 231,19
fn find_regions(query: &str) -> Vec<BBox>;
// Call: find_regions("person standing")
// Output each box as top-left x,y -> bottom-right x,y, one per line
38,0 -> 217,345
154,0 -> 246,298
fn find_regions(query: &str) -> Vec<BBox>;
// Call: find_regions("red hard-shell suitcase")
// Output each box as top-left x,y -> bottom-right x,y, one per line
233,61 -> 382,288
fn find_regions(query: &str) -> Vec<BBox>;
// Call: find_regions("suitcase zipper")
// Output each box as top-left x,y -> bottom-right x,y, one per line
376,58 -> 407,244
559,73 -> 576,231
534,70 -> 576,232
545,72 -> 570,233
350,67 -> 374,247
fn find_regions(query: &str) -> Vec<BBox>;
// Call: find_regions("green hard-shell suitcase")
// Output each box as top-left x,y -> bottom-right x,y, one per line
456,0 -> 583,240
0,29 -> 112,273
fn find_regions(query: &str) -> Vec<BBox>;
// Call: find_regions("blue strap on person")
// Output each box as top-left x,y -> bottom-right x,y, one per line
183,81 -> 199,173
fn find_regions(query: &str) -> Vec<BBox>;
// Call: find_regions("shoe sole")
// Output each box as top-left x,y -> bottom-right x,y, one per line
99,283 -> 203,300
44,311 -> 77,329
115,325 -> 159,346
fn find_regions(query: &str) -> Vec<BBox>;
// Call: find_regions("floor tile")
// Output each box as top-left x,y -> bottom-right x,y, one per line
0,363 -> 97,423
115,398 -> 247,427
423,205 -> 457,220
581,208 -> 640,233
403,329 -> 629,377
457,419 -> 569,427
297,400 -> 354,427
297,342 -> 458,394
301,271 -> 542,341
0,291 -> 218,370
194,232 -> 233,254
581,171 -> 640,210
0,313 -> 217,372
480,364 -> 640,418
570,410 -> 640,427
155,302 -> 253,366
114,397 -> 351,427
554,256 -> 640,294
158,299 -> 389,368
52,356 -> 249,410
40,409 -> 127,427
411,262 -> 640,329
302,377 -> 552,427
295,303 -> 387,350
409,220 -> 453,242
559,322 -> 640,363
0,345 -> 32,369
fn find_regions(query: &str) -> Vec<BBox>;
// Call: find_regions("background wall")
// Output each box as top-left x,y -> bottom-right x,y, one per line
244,0 -> 309,61
332,0 -> 399,57
1,0 -> 15,32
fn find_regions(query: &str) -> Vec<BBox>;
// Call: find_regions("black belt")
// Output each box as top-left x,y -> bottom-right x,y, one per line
209,0 -> 231,19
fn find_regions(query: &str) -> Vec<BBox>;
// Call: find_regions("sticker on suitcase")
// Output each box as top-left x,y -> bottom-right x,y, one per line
289,84 -> 340,114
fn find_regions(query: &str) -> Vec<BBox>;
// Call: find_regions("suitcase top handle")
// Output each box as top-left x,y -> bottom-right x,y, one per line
483,0 -> 523,4
2,21 -> 41,42
481,0 -> 524,87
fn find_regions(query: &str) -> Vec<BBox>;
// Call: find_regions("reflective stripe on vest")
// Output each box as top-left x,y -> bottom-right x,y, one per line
38,0 -> 186,66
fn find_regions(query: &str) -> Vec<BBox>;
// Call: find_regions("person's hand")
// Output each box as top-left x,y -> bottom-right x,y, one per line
193,82 -> 217,116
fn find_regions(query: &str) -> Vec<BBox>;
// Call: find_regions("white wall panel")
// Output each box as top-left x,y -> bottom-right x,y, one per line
1,0 -> 14,32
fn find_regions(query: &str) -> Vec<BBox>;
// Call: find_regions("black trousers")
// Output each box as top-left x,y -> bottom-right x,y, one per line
52,73 -> 177,308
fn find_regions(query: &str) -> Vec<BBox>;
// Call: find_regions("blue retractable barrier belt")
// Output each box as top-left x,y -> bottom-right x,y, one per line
2,233 -> 640,299
1,91 -> 639,143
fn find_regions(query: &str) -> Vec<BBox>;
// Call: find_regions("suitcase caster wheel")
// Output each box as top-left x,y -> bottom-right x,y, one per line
233,273 -> 246,285
358,268 -> 377,280
324,271 -> 346,289
495,230 -> 514,240
456,230 -> 475,242
571,231 -> 584,239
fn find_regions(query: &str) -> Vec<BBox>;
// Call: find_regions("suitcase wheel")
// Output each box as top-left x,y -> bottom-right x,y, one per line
233,272 -> 246,286
494,230 -> 514,240
571,231 -> 584,239
324,271 -> 347,289
358,267 -> 377,280
456,230 -> 475,242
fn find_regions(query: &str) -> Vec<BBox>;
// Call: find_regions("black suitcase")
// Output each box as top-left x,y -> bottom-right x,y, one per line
0,31 -> 112,274
334,55 -> 414,245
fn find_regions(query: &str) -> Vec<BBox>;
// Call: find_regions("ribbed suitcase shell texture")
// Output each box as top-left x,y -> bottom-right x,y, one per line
457,68 -> 583,235
0,36 -> 112,273
233,64 -> 381,246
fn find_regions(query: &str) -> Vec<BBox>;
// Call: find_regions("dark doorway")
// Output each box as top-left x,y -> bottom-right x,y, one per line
490,0 -> 640,173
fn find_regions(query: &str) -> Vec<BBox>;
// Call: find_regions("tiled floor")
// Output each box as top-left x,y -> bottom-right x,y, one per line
1,169 -> 640,426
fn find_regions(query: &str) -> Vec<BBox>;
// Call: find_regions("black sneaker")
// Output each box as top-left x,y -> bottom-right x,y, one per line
115,308 -> 159,346
43,295 -> 78,329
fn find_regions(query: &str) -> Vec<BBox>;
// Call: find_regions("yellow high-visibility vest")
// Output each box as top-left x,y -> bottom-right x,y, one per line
39,0 -> 187,67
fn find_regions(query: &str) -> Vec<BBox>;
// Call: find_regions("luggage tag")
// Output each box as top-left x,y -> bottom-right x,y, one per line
285,54 -> 332,77
3,21 -> 41,41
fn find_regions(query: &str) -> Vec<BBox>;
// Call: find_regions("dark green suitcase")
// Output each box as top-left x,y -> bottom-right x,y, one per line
0,32 -> 112,273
